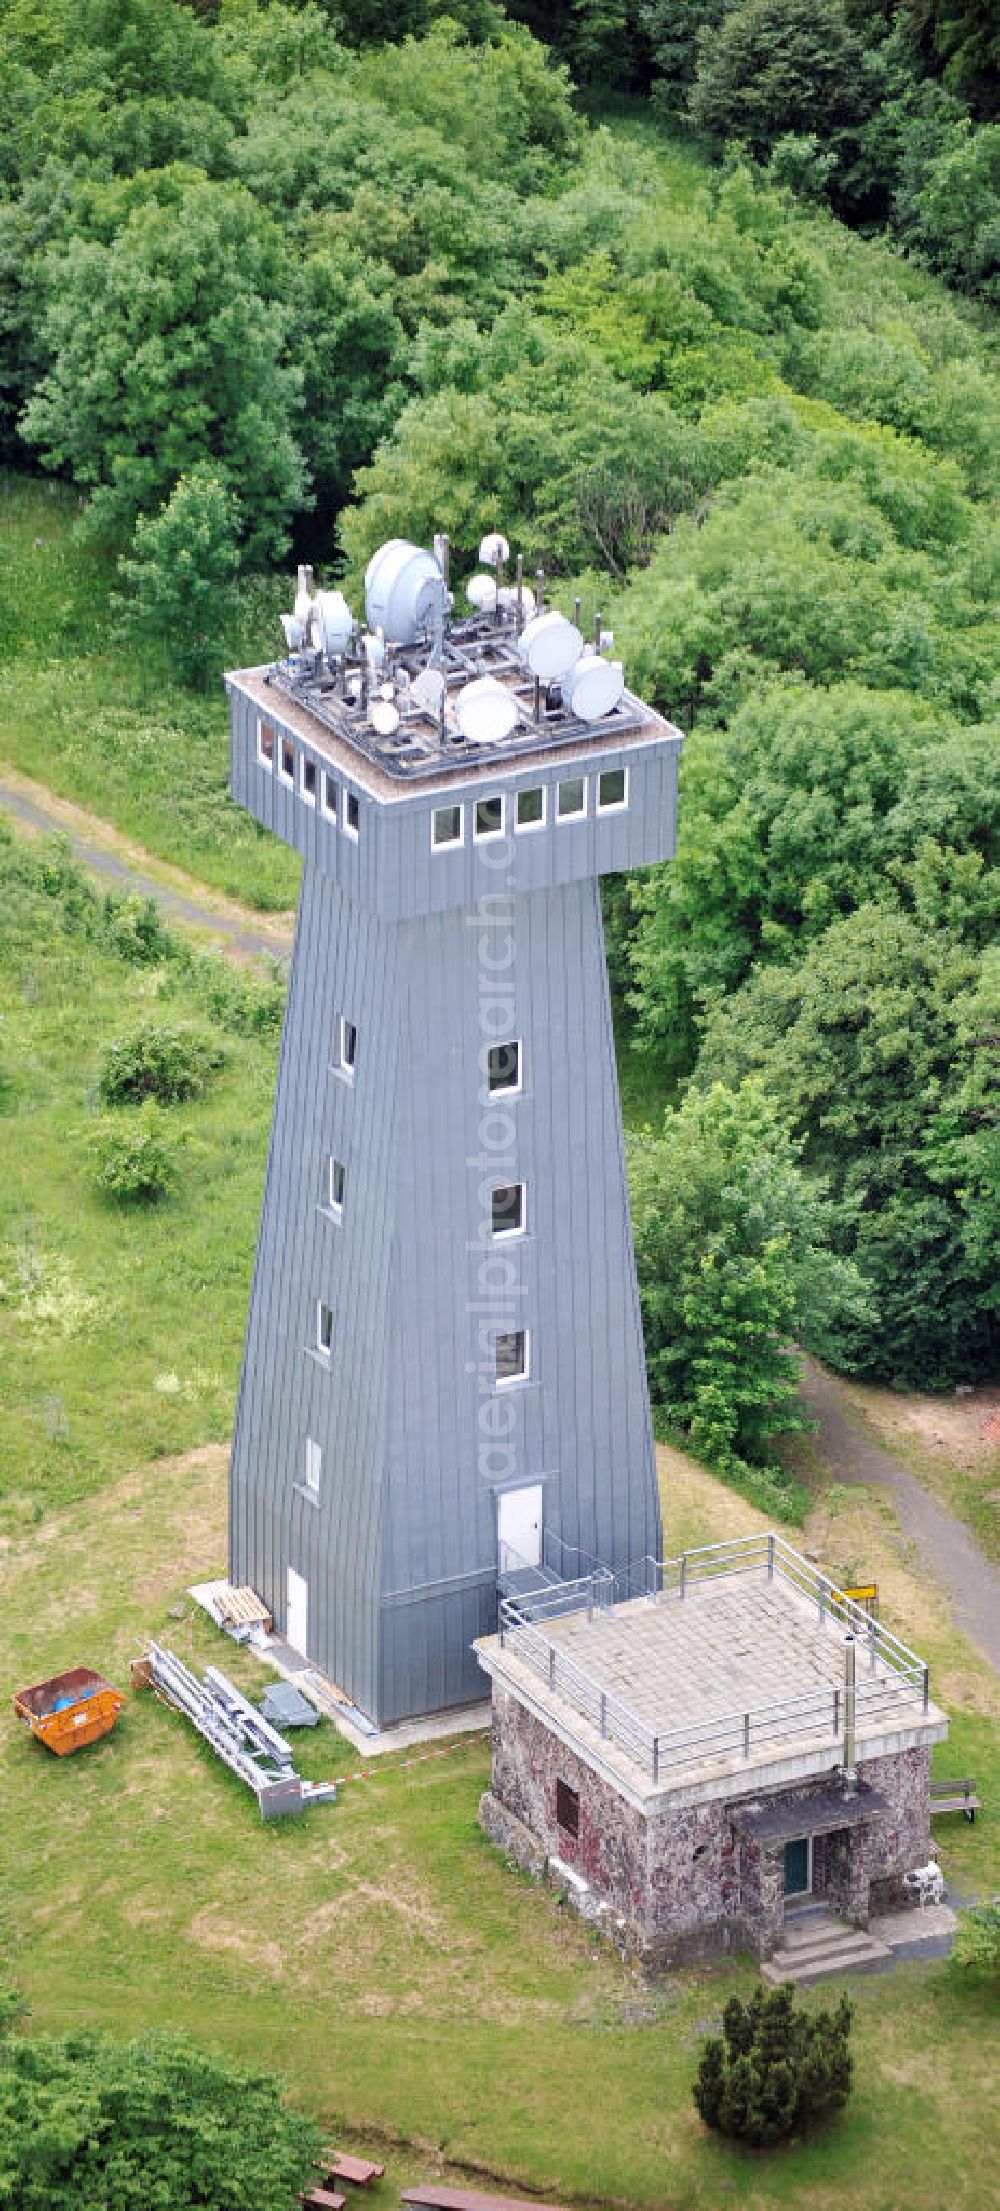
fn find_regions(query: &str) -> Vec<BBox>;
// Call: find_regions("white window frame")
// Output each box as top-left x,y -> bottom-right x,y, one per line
303,1436 -> 322,1494
257,718 -> 275,771
515,785 -> 547,833
327,1156 -> 345,1216
322,771 -> 338,820
333,1014 -> 357,1083
316,1300 -> 334,1358
556,774 -> 588,823
432,802 -> 464,851
494,1328 -> 530,1390
487,1039 -> 522,1098
597,765 -> 629,814
474,792 -> 506,842
279,735 -> 295,786
344,790 -> 360,841
491,1181 -> 526,1239
300,753 -> 318,808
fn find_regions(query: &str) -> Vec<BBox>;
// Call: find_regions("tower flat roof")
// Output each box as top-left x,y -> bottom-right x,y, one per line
228,603 -> 679,793
475,1558 -> 947,1811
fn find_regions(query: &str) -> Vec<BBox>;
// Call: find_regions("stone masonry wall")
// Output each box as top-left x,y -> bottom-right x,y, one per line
488,1687 -> 648,1936
860,1743 -> 933,1911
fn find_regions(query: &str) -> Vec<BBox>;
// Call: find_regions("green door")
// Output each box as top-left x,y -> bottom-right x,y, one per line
784,1837 -> 810,1896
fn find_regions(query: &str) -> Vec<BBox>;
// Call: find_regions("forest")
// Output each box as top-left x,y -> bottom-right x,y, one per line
0,0 -> 997,1510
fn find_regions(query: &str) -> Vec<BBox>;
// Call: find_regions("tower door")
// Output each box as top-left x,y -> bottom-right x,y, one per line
497,1484 -> 543,1575
286,1566 -> 308,1657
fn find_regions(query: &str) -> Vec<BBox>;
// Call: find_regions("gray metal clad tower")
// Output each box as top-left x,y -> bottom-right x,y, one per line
225,538 -> 682,1727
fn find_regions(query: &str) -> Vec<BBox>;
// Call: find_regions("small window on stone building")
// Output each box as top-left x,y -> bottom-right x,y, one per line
556,1779 -> 579,1838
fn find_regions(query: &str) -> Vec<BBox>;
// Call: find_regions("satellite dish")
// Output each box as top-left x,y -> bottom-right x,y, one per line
563,653 -> 626,723
456,676 -> 519,745
498,584 -> 535,620
466,573 -> 498,612
411,667 -> 445,716
370,697 -> 400,738
311,590 -> 355,658
479,531 -> 509,567
363,629 -> 386,674
517,610 -> 583,684
280,613 -> 305,652
365,539 -> 445,645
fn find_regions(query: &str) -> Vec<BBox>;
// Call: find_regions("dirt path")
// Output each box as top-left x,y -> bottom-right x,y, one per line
0,766 -> 294,967
801,1357 -> 1000,1677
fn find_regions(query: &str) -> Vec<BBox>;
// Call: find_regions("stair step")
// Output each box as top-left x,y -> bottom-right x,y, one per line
771,1928 -> 887,1968
779,1914 -> 845,1952
762,1933 -> 892,1987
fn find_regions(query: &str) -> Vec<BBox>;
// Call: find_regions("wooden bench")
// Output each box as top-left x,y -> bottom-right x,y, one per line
320,2153 -> 386,2187
401,2188 -> 570,2211
302,2189 -> 347,2211
931,1777 -> 980,1822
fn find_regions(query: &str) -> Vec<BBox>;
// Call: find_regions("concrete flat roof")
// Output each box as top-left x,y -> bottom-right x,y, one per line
475,1566 -> 947,1811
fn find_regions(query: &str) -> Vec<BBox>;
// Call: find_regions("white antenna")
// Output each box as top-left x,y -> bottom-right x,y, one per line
280,613 -> 305,653
410,667 -> 445,716
455,676 -> 519,745
310,590 -> 355,658
562,652 -> 625,723
479,532 -> 509,567
370,697 -> 400,738
517,610 -> 583,684
365,539 -> 447,645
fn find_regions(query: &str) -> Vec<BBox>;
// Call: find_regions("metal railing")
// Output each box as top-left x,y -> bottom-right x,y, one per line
496,1533 -> 931,1786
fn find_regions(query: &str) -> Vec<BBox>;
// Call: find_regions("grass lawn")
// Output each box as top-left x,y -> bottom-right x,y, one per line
0,472 -> 300,913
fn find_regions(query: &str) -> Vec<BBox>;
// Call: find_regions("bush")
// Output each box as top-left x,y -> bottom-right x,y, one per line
94,1103 -> 179,1204
99,1022 -> 226,1107
693,1984 -> 853,2145
952,1901 -> 1000,1975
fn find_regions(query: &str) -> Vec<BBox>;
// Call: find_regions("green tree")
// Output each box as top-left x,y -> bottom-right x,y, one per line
694,1984 -> 853,2144
19,167 -> 305,555
689,0 -> 869,161
114,467 -> 241,686
627,1081 -> 872,1510
0,2027 -> 319,2205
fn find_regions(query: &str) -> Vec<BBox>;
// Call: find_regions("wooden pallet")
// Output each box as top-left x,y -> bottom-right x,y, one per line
214,1585 -> 272,1632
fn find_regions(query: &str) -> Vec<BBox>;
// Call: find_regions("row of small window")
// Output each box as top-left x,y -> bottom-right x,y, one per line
258,720 -> 360,839
431,767 -> 628,851
332,1015 -> 519,1102
298,1330 -> 532,1504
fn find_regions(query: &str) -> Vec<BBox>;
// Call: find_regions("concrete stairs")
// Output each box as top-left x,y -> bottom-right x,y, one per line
761,1906 -> 892,1987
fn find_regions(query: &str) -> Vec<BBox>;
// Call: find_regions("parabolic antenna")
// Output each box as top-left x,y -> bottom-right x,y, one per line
311,590 -> 355,658
466,572 -> 498,612
479,531 -> 509,566
517,610 -> 583,684
280,612 -> 305,652
455,675 -> 519,745
498,583 -> 535,620
562,652 -> 626,723
365,539 -> 444,646
410,666 -> 445,716
370,697 -> 400,738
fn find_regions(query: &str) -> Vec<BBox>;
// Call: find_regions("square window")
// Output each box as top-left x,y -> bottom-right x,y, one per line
556,776 -> 586,820
301,755 -> 317,805
317,1302 -> 333,1356
598,767 -> 627,811
516,786 -> 546,831
328,1157 -> 345,1214
488,1041 -> 520,1095
491,1183 -> 524,1237
322,771 -> 338,819
432,804 -> 463,849
280,737 -> 295,783
257,719 -> 275,769
495,1329 -> 528,1387
345,791 -> 360,839
556,1779 -> 580,1838
304,1436 -> 322,1493
475,794 -> 504,840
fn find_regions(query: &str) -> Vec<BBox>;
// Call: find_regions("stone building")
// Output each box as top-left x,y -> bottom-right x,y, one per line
475,1533 -> 947,1963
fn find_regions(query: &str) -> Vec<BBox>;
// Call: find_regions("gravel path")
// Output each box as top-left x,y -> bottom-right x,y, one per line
801,1357 -> 1000,1678
0,771 -> 293,968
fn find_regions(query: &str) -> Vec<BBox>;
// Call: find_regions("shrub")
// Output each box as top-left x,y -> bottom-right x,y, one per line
952,1901 -> 1000,1976
99,1023 -> 226,1107
94,1103 -> 179,1204
693,1984 -> 853,2145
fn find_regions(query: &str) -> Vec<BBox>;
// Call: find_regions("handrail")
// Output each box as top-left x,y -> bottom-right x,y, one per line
495,1532 -> 931,1785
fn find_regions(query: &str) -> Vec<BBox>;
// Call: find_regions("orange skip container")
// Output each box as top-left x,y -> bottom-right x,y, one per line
13,1667 -> 124,1755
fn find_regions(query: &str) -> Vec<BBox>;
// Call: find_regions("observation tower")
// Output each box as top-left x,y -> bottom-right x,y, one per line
225,535 -> 682,1727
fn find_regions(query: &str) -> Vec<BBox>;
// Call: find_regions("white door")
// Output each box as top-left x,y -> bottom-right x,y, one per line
286,1565 -> 308,1657
497,1484 -> 543,1574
